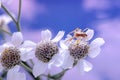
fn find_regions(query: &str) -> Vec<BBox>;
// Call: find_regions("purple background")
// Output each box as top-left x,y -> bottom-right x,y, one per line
0,0 -> 120,80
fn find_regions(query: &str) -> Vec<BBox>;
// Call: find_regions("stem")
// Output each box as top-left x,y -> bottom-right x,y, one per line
41,69 -> 69,80
1,3 -> 21,32
17,0 -> 22,31
50,69 -> 69,79
0,29 -> 12,36
0,77 -> 2,80
20,62 -> 32,72
18,0 -> 22,23
1,4 -> 17,26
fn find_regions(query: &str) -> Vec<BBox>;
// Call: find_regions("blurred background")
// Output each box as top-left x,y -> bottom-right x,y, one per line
0,0 -> 120,80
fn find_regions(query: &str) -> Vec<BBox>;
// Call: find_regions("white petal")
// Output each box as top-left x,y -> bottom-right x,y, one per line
41,29 -> 52,41
83,60 -> 93,72
33,60 -> 48,77
2,42 -> 14,48
61,50 -> 74,69
0,63 -> 4,72
20,49 -> 35,61
7,65 -> 26,80
22,40 -> 36,48
60,40 -> 68,49
76,59 -> 93,74
49,53 -> 63,68
86,29 -> 94,40
88,47 -> 101,58
52,31 -> 65,42
90,38 -> 105,48
11,32 -> 23,47
76,59 -> 85,74
0,14 -> 12,24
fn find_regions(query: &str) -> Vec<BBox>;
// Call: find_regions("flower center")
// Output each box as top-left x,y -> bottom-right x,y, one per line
0,47 -> 21,69
35,41 -> 58,63
69,43 -> 89,60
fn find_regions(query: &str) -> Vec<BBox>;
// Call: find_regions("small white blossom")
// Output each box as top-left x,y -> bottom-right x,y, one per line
60,28 -> 105,74
0,14 -> 12,33
0,14 -> 12,26
22,29 -> 65,77
0,32 -> 32,80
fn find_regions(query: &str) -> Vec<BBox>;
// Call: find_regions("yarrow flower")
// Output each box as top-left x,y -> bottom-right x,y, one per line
22,29 -> 65,77
0,14 -> 12,27
60,28 -> 105,74
0,14 -> 12,36
0,32 -> 33,80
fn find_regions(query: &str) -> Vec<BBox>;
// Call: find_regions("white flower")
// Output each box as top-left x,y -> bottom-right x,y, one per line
60,29 -> 105,74
22,29 -> 65,77
0,32 -> 32,80
0,14 -> 12,34
0,14 -> 12,25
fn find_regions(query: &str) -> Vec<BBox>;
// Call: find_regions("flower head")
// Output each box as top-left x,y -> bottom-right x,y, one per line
0,14 -> 12,33
22,29 -> 65,77
0,32 -> 32,80
60,28 -> 105,74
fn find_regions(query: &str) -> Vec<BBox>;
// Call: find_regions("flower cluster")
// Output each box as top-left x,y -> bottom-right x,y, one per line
0,1 -> 105,80
0,25 -> 105,80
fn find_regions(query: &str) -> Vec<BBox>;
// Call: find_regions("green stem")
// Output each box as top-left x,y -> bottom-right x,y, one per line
0,77 -> 2,80
17,0 -> 22,31
50,69 -> 69,79
0,29 -> 12,36
18,0 -> 22,23
1,4 -> 17,26
20,62 -> 32,72
41,69 -> 69,80
1,3 -> 21,32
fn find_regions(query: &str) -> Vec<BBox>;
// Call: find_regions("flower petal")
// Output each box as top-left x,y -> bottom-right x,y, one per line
90,38 -> 105,48
76,59 -> 85,74
49,53 -> 63,68
22,40 -> 36,48
41,29 -> 52,41
20,49 -> 35,61
7,65 -> 26,80
76,59 -> 93,74
88,47 -> 101,58
61,50 -> 74,69
60,40 -> 68,49
52,31 -> 65,42
86,29 -> 94,41
33,60 -> 48,77
83,60 -> 93,72
11,32 -> 23,47
0,14 -> 12,24
88,38 -> 105,58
